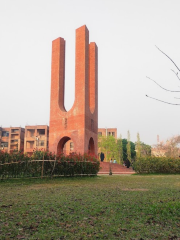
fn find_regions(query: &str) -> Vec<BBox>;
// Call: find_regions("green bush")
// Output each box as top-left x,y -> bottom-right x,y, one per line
0,150 -> 100,179
134,156 -> 180,174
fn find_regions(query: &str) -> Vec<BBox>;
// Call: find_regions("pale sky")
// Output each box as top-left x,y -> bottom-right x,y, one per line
0,0 -> 180,146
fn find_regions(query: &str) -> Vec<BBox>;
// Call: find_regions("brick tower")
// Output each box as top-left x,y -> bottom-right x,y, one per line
49,25 -> 98,155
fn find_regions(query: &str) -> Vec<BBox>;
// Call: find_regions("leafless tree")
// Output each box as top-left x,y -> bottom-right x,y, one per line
152,135 -> 180,157
146,46 -> 180,105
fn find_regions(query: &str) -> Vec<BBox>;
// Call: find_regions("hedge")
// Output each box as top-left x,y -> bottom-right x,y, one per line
133,156 -> 180,174
0,150 -> 100,179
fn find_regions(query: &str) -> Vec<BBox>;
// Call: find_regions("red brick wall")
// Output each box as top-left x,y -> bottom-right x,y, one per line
49,25 -> 98,155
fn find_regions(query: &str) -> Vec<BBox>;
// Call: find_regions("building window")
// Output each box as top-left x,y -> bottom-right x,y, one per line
37,129 -> 45,136
11,129 -> 19,133
70,142 -> 74,151
26,141 -> 34,149
40,141 -> 45,146
1,142 -> 8,148
107,132 -> 115,137
98,132 -> 102,136
36,140 -> 45,146
27,129 -> 35,137
2,131 -> 9,137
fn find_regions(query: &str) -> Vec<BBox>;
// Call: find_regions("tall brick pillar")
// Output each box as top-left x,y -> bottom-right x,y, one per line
49,25 -> 98,155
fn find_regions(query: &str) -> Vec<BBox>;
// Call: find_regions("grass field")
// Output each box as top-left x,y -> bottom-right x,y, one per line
1,174 -> 180,239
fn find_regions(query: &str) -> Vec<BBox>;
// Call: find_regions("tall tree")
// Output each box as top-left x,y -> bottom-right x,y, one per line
121,139 -> 136,161
98,135 -> 118,161
117,134 -> 123,164
140,142 -> 151,156
136,132 -> 141,159
127,131 -> 131,162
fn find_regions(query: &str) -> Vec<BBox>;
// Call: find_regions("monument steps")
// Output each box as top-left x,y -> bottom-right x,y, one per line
98,162 -> 135,174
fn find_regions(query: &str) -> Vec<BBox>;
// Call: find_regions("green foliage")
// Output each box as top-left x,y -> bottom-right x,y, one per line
134,156 -> 180,173
121,139 -> 136,161
0,150 -> 29,164
31,149 -> 56,160
140,142 -> 151,157
135,133 -> 151,160
98,135 -> 118,162
127,131 -> 131,162
117,135 -> 123,164
98,133 -> 138,163
0,150 -> 100,179
135,141 -> 151,158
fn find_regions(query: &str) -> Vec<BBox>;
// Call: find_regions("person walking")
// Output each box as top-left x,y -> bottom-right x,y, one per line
126,158 -> 130,168
100,152 -> 104,162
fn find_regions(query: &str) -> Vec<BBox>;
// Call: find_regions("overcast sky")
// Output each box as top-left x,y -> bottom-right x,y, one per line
0,0 -> 180,145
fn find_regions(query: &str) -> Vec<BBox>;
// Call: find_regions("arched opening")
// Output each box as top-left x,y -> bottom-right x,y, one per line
88,137 -> 95,154
57,136 -> 74,155
64,140 -> 74,155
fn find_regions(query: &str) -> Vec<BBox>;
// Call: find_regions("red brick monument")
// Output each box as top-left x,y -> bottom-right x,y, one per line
49,25 -> 98,155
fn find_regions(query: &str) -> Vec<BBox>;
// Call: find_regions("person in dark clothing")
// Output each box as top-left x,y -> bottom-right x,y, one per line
126,158 -> 130,168
100,152 -> 105,162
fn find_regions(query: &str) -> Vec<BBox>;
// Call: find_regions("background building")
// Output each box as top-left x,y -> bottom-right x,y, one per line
0,127 -> 25,153
98,128 -> 117,161
98,128 -> 117,138
0,126 -> 116,157
24,125 -> 49,156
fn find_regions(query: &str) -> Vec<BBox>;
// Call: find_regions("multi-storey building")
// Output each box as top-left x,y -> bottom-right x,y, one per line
0,127 -> 25,153
24,125 -> 49,156
0,127 -> 9,152
97,128 -> 117,160
98,128 -> 117,138
0,126 -> 116,156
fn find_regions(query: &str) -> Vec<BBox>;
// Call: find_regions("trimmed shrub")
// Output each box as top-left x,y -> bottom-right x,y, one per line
0,150 -> 100,179
134,156 -> 180,174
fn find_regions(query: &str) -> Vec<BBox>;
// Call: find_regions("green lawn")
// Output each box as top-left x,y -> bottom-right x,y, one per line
1,175 -> 180,239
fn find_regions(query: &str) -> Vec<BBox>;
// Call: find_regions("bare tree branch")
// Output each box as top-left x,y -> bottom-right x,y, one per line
146,95 -> 180,105
146,76 -> 180,92
146,46 -> 180,105
155,45 -> 180,72
171,69 -> 180,81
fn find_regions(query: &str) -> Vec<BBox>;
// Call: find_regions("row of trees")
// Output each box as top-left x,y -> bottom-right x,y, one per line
98,132 -> 151,163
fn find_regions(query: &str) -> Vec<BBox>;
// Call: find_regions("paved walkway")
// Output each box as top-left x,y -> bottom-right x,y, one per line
98,162 -> 135,175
